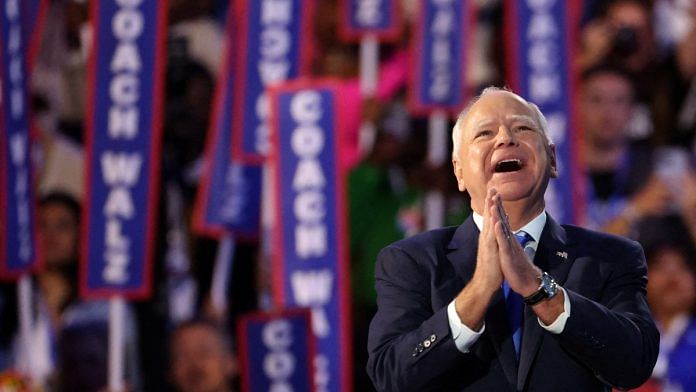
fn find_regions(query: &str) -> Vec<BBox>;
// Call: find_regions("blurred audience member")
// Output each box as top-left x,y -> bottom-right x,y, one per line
29,193 -> 140,390
348,100 -> 425,391
38,192 -> 80,324
580,0 -> 696,144
168,0 -> 224,78
680,173 -> 696,246
56,323 -> 108,392
21,192 -> 83,384
314,0 -> 409,169
34,93 -> 84,201
640,242 -> 696,391
164,58 -> 214,200
579,65 -> 672,235
169,319 -> 237,392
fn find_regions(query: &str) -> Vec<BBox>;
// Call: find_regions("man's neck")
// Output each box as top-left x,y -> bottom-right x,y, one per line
472,200 -> 545,231
503,200 -> 546,231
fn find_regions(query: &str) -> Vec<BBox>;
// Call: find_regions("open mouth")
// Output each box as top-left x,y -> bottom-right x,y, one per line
494,159 -> 523,173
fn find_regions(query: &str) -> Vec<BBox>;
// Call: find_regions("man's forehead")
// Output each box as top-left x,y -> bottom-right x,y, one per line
472,114 -> 537,128
463,93 -> 537,128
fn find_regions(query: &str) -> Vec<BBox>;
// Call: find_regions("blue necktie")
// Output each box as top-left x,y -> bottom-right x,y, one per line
504,231 -> 534,360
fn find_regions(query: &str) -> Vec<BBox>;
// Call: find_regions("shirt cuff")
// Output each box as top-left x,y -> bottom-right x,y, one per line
537,287 -> 571,333
447,300 -> 485,353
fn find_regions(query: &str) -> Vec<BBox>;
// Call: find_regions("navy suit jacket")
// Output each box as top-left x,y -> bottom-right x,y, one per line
367,214 -> 659,391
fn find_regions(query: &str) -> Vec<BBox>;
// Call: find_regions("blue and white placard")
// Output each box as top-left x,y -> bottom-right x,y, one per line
237,309 -> 316,392
0,0 -> 40,279
81,0 -> 167,298
270,80 -> 352,392
408,0 -> 473,115
232,0 -> 315,164
505,0 -> 584,224
193,5 -> 261,240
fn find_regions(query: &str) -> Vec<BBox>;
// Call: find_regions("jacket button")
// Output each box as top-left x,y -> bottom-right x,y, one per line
424,340 -> 431,348
430,334 -> 436,342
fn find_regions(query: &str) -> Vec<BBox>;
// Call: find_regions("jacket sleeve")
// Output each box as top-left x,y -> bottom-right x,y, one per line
554,240 -> 659,390
366,245 -> 468,392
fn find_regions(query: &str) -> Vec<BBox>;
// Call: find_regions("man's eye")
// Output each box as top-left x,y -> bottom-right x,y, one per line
515,126 -> 533,132
475,130 -> 492,138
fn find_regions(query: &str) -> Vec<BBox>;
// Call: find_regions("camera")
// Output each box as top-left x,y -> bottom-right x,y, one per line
612,26 -> 639,57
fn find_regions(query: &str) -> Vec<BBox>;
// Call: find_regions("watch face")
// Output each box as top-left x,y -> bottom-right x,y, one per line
540,273 -> 558,298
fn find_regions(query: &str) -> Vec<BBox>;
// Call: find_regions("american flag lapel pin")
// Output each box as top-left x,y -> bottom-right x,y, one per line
556,251 -> 568,260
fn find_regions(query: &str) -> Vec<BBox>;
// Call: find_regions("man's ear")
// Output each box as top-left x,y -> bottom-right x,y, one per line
452,158 -> 467,192
548,144 -> 558,178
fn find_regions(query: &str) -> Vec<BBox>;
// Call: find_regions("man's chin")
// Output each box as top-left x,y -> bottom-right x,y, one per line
493,184 -> 533,202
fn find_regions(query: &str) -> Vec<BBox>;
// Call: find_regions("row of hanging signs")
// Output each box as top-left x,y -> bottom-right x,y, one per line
0,0 -> 581,390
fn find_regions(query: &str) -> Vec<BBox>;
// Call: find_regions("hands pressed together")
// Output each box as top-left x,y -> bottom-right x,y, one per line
454,188 -> 565,331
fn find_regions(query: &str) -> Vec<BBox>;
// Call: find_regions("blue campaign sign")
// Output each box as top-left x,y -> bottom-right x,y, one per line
232,0 -> 315,164
408,0 -> 473,116
237,309 -> 315,392
0,0 -> 40,279
505,0 -> 584,224
339,0 -> 401,41
81,0 -> 167,298
193,5 -> 261,240
270,80 -> 352,392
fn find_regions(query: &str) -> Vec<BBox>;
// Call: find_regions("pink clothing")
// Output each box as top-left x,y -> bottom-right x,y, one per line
336,50 -> 409,170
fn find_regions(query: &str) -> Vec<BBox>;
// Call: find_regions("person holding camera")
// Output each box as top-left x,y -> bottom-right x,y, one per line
579,0 -> 696,146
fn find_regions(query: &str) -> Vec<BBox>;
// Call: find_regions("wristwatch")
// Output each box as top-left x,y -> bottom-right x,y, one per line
523,272 -> 559,306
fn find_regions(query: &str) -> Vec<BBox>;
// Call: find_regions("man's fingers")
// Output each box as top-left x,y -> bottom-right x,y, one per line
482,188 -> 497,237
494,194 -> 513,239
494,219 -> 514,252
483,188 -> 496,218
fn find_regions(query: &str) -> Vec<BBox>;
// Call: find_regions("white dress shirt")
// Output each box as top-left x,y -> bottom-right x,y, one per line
447,210 -> 571,353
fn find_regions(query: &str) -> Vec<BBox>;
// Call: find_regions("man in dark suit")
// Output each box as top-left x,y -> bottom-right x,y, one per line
367,88 -> 659,391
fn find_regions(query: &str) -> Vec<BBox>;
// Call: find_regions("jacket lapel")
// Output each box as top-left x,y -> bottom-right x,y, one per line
446,217 -> 478,283
518,215 -> 574,390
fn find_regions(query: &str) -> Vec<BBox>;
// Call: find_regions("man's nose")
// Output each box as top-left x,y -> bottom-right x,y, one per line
496,126 -> 517,147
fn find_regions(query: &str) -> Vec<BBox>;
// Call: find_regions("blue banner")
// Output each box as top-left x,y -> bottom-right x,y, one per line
505,0 -> 583,224
232,0 -> 314,164
81,0 -> 167,298
0,0 -> 39,279
193,8 -> 261,240
339,0 -> 401,41
271,81 -> 352,392
408,0 -> 472,116
237,309 -> 315,392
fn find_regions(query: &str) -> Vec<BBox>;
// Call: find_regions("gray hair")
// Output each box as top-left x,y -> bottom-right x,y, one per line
451,87 -> 552,160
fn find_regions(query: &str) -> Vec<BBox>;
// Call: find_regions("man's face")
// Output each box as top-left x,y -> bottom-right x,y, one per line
647,248 -> 696,319
581,72 -> 633,146
39,202 -> 79,268
607,1 -> 654,72
452,91 -> 557,214
170,325 -> 235,392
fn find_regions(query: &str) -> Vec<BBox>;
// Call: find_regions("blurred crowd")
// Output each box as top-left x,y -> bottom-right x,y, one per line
0,0 -> 695,391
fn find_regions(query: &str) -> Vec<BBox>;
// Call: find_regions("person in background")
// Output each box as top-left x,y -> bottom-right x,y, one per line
579,0 -> 696,145
169,319 -> 237,392
578,65 -> 673,236
636,240 -> 696,392
38,193 -> 81,325
34,193 -> 140,391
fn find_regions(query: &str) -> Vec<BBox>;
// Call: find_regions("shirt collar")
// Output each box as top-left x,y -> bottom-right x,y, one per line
472,209 -> 546,244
